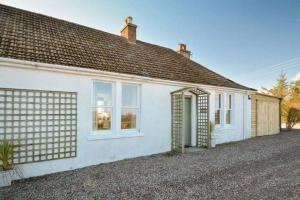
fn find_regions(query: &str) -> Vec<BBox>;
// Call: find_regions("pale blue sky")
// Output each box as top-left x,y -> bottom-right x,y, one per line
1,0 -> 299,90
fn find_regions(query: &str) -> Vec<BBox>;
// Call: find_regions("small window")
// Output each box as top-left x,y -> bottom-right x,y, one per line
93,82 -> 113,131
121,84 -> 139,130
226,94 -> 233,124
215,94 -> 222,125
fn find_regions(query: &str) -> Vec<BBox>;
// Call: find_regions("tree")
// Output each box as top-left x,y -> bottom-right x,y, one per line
262,72 -> 289,123
287,78 -> 300,129
286,107 -> 300,130
262,72 -> 300,129
262,71 -> 289,98
290,79 -> 300,102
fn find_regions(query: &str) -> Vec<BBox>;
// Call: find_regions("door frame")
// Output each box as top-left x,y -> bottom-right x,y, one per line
184,96 -> 192,147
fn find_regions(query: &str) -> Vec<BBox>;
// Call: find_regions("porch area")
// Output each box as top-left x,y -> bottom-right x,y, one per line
171,87 -> 210,153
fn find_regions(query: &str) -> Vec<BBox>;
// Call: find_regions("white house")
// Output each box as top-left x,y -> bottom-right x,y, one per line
0,4 -> 254,179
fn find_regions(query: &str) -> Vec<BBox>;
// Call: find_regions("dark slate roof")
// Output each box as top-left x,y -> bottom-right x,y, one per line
0,4 -> 253,90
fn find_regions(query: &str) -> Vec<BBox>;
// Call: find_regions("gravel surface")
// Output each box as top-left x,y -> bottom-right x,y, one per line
1,130 -> 300,200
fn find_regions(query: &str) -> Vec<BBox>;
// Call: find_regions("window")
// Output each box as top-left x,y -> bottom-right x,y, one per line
121,84 -> 139,130
226,94 -> 233,124
91,81 -> 141,137
215,94 -> 222,125
93,82 -> 113,131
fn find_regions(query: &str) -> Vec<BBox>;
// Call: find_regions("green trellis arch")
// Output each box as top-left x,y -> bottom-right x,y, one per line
171,87 -> 210,153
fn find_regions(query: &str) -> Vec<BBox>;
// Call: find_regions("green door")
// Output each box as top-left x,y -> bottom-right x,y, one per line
184,97 -> 192,147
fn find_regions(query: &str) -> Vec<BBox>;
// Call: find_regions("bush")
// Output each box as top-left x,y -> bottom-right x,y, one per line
209,121 -> 215,136
286,107 -> 300,130
0,140 -> 14,171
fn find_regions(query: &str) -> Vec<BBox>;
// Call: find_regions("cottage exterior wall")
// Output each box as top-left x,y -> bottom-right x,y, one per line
0,62 -> 252,178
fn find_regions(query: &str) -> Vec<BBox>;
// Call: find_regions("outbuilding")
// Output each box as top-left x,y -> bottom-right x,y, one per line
251,93 -> 281,137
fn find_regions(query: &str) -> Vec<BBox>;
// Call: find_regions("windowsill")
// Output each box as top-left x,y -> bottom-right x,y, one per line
88,130 -> 144,140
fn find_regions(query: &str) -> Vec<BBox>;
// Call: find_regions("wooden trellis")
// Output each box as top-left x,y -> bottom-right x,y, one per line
0,88 -> 77,164
171,87 -> 210,153
171,93 -> 184,152
197,94 -> 210,147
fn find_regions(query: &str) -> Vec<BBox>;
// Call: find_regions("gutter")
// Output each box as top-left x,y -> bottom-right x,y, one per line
0,57 -> 252,94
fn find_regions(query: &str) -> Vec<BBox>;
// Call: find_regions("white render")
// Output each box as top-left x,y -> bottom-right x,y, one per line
0,58 -> 253,179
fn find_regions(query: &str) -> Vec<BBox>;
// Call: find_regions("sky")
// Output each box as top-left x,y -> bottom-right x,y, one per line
1,0 -> 299,90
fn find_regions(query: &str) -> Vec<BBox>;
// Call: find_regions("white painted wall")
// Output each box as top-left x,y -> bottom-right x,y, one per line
212,92 -> 251,144
0,62 -> 252,179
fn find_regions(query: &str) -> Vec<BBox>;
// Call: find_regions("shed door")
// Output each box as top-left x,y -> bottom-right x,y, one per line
268,101 -> 280,134
257,100 -> 280,136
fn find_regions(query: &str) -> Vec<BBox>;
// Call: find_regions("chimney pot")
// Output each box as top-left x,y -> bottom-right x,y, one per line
179,43 -> 186,51
125,16 -> 133,24
121,16 -> 137,43
177,43 -> 191,59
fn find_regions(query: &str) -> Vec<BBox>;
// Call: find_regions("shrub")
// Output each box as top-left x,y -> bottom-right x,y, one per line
0,140 -> 14,171
286,107 -> 300,130
209,121 -> 215,136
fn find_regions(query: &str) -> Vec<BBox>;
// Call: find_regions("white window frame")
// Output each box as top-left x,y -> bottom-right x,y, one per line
215,93 -> 223,126
89,80 -> 142,140
91,80 -> 115,134
120,83 -> 141,132
225,94 -> 234,125
224,93 -> 235,127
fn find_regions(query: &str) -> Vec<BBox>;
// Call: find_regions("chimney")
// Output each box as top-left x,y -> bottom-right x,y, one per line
177,43 -> 191,59
120,16 -> 137,43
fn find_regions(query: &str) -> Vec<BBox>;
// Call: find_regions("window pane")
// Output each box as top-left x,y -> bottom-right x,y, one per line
121,108 -> 137,129
216,94 -> 221,109
122,85 -> 137,107
215,110 -> 221,124
94,82 -> 112,106
226,110 -> 231,124
93,107 -> 112,130
228,95 -> 232,109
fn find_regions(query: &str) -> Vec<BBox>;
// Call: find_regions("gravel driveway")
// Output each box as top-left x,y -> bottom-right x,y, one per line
1,130 -> 300,200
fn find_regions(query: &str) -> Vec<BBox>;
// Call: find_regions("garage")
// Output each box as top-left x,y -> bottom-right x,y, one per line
251,93 -> 281,137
